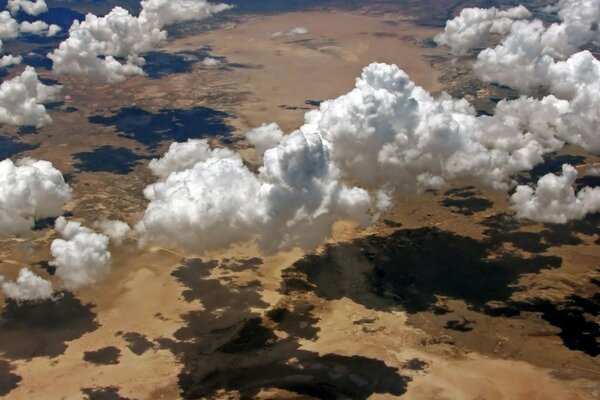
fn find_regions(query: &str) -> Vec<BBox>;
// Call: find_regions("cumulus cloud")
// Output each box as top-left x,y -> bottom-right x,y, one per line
202,57 -> 220,66
0,66 -> 61,127
49,0 -> 232,82
0,54 -> 21,67
246,122 -> 284,161
19,20 -> 60,36
0,158 -> 71,237
270,26 -> 309,38
435,5 -> 530,56
137,131 -> 372,254
0,268 -> 53,303
7,0 -> 47,16
139,59 -> 600,252
94,220 -> 131,244
50,217 -> 111,291
511,164 -> 600,223
0,11 -> 19,40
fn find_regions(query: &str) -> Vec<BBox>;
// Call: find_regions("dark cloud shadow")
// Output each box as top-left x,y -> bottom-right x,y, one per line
0,360 -> 21,397
88,107 -> 233,149
0,135 -> 37,159
81,386 -> 133,400
0,292 -> 99,360
439,186 -> 493,215
83,346 -> 121,365
73,145 -> 147,175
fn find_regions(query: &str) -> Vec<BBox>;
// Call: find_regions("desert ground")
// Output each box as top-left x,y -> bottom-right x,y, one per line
0,4 -> 599,400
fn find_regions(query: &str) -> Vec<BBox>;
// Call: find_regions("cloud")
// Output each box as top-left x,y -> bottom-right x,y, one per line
0,268 -> 53,303
511,164 -> 600,223
7,0 -> 47,16
0,54 -> 21,67
0,158 -> 71,237
0,11 -> 19,40
137,131 -> 372,254
435,5 -> 530,56
270,26 -> 309,38
50,217 -> 111,291
202,57 -> 220,66
93,220 -> 131,245
19,20 -> 61,37
246,122 -> 283,161
0,66 -> 61,127
48,0 -> 232,82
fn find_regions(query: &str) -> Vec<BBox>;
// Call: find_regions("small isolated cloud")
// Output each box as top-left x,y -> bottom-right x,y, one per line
50,217 -> 111,291
1,268 -> 53,303
246,122 -> 283,161
0,158 -> 71,237
49,0 -> 232,82
19,20 -> 60,37
202,57 -> 220,66
7,0 -> 47,16
0,66 -> 61,127
0,11 -> 19,41
0,54 -> 21,68
270,26 -> 309,38
511,164 -> 600,223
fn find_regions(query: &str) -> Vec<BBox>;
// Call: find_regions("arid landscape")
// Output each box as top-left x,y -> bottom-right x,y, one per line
0,0 -> 599,399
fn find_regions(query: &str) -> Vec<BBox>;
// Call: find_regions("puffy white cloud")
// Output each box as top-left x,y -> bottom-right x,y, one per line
0,66 -> 61,127
50,217 -> 111,291
19,20 -> 60,36
202,57 -> 220,66
93,220 -> 131,244
246,122 -> 284,160
303,63 -> 564,192
49,0 -> 231,82
0,54 -> 21,67
137,131 -> 372,254
0,158 -> 71,237
511,164 -> 600,223
7,0 -> 47,16
0,268 -> 53,303
0,11 -> 19,40
148,138 -> 236,179
435,5 -> 530,56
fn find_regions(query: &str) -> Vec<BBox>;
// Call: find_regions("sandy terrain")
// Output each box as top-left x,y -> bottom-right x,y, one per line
0,5 -> 599,400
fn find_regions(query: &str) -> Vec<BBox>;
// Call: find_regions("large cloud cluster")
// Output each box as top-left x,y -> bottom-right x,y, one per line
511,164 -> 600,223
0,66 -> 61,127
50,217 -> 111,291
0,158 -> 71,237
48,0 -> 231,82
137,131 -> 372,254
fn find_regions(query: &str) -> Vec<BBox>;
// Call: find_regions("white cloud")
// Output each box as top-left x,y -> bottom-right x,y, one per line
270,26 -> 309,38
19,20 -> 60,37
202,56 -> 220,66
137,131 -> 372,254
7,0 -> 47,16
511,164 -> 600,223
50,217 -> 111,291
0,66 -> 61,127
0,158 -> 71,237
435,5 -> 531,56
148,138 -> 236,179
93,220 -> 131,244
49,0 -> 232,82
0,54 -> 21,67
0,268 -> 53,303
0,11 -> 19,40
246,122 -> 283,161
